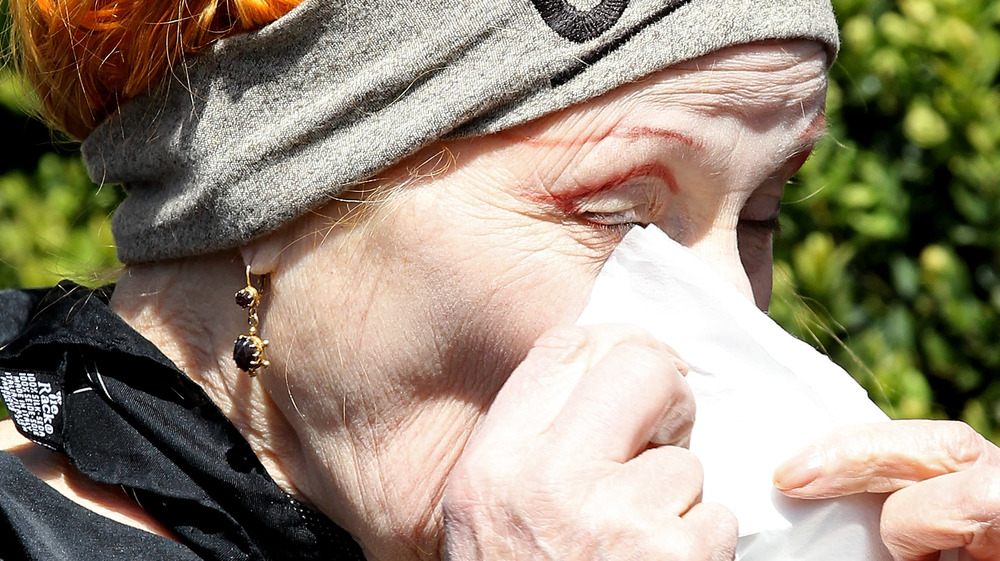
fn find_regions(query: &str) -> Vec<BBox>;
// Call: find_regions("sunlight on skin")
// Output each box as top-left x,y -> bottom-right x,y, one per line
8,40 -> 830,561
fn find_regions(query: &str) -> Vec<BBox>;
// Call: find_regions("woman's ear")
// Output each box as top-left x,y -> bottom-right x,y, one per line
239,229 -> 287,277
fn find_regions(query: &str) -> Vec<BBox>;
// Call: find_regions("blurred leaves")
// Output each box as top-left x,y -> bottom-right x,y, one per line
0,150 -> 120,287
0,71 -> 121,289
771,0 -> 1000,443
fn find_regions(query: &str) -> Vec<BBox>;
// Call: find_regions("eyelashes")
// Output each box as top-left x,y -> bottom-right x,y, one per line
570,181 -> 662,234
557,170 -> 784,240
738,216 -> 782,236
579,209 -> 646,226
581,215 -> 783,238
574,193 -> 782,240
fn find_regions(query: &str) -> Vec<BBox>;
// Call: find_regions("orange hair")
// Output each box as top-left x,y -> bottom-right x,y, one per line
9,0 -> 300,139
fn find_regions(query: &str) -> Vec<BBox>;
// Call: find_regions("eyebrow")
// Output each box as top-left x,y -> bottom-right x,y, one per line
612,125 -> 704,150
764,110 -> 826,172
531,162 -> 679,214
796,110 -> 828,147
507,124 -> 705,152
517,124 -> 701,211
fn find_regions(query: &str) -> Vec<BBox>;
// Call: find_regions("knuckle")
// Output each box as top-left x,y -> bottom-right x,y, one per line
942,420 -> 989,468
539,323 -> 649,349
674,504 -> 737,561
529,324 -> 662,375
700,503 -> 739,546
641,445 -> 705,488
520,327 -> 591,375
671,448 -> 706,489
586,322 -> 658,343
651,410 -> 696,448
615,343 -> 693,404
710,503 -> 740,539
612,342 -> 688,392
879,490 -> 939,558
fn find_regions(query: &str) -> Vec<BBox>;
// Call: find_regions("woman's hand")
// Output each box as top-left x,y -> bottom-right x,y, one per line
774,420 -> 1000,561
442,325 -> 737,560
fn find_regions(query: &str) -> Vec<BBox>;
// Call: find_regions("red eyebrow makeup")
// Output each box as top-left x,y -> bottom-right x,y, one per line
520,124 -> 699,213
538,163 -> 680,214
507,124 -> 703,151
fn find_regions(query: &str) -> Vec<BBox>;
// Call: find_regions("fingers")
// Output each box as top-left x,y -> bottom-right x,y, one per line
774,420 -> 1000,499
681,502 -> 739,561
610,445 -> 706,516
445,324 -> 734,560
880,466 -> 1000,561
774,421 -> 1000,561
470,324 -> 634,452
549,338 -> 694,460
579,448 -> 735,558
480,324 -> 694,462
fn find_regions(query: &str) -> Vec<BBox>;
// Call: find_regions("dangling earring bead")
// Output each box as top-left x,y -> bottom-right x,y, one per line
233,266 -> 270,377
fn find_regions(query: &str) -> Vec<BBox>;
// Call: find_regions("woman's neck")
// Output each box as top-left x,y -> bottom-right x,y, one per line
109,255 -> 308,498
108,253 -> 477,561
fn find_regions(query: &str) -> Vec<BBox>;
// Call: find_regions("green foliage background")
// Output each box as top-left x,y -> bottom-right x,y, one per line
771,0 -> 1000,444
1,0 -> 1000,441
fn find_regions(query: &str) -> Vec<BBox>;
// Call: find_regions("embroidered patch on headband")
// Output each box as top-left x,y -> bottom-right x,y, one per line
530,0 -> 631,42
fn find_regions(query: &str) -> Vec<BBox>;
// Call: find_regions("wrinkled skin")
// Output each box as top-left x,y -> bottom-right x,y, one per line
775,421 -> 1000,561
9,37 -> 998,561
236,39 -> 826,560
442,324 -> 731,560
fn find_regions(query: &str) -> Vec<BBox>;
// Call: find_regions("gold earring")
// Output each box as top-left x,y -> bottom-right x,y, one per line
233,266 -> 270,377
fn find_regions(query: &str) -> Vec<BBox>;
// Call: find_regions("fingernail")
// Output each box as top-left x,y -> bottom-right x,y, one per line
773,447 -> 823,490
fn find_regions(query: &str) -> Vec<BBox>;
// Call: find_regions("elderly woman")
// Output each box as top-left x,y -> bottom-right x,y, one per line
2,0 -> 999,560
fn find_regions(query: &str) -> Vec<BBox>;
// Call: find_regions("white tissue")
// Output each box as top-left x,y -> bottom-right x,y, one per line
576,225 -> 894,560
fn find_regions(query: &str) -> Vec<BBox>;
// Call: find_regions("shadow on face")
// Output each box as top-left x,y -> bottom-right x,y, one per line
254,39 -> 830,430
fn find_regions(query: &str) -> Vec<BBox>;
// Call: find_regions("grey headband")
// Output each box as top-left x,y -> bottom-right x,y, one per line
82,0 -> 839,264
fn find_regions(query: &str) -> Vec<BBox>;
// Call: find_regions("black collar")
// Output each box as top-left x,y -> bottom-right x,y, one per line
0,282 -> 366,561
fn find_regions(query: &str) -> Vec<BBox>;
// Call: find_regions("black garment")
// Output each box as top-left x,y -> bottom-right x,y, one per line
0,282 -> 366,561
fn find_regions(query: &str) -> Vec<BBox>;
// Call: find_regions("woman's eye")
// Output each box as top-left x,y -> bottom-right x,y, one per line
579,208 -> 648,231
571,182 -> 661,232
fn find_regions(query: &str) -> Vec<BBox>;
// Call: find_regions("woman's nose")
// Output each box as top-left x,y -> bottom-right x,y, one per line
683,232 -> 757,307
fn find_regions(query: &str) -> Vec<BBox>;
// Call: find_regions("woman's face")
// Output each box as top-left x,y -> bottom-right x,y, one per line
258,39 -> 828,542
